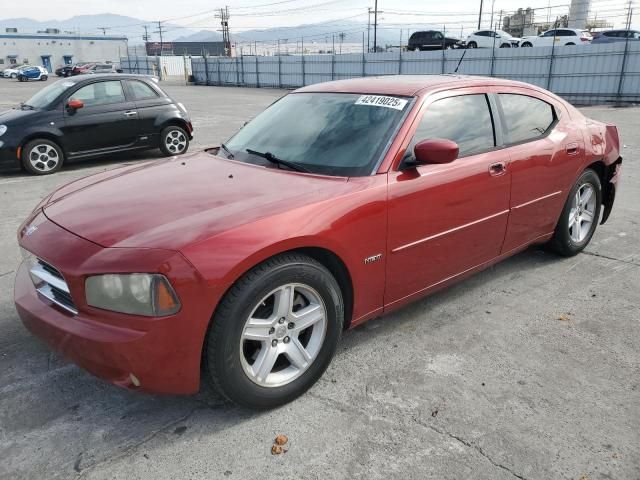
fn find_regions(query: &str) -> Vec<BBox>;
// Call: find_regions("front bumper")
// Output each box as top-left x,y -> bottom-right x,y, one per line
0,138 -> 21,170
14,212 -> 214,394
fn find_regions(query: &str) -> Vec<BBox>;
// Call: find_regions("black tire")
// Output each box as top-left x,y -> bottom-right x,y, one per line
566,42 -> 575,46
40,75 -> 48,81
467,41 -> 477,49
21,138 -> 64,175
547,168 -> 602,257
521,42 -> 533,47
10,73 -> 17,79
500,43 -> 511,48
205,253 -> 344,409
159,125 -> 190,156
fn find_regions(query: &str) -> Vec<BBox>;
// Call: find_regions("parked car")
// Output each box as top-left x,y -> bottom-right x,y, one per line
71,63 -> 95,75
407,30 -> 462,50
17,66 -> 48,82
55,65 -> 74,77
13,75 -> 622,409
3,65 -> 33,78
88,63 -> 121,74
466,29 -> 521,48
520,28 -> 592,47
0,74 -> 192,174
592,29 -> 640,44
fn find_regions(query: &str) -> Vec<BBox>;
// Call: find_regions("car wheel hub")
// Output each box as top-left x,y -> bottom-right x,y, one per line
568,183 -> 596,243
165,130 -> 186,153
29,144 -> 58,172
239,283 -> 327,388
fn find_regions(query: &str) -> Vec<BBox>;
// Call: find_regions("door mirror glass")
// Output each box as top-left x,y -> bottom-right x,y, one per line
67,99 -> 84,110
414,139 -> 459,165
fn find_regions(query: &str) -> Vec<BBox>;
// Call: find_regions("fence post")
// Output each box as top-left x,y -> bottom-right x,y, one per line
301,54 -> 305,86
204,54 -> 209,85
616,32 -> 632,104
217,56 -> 221,85
546,41 -> 556,91
331,53 -> 335,81
255,55 -> 260,88
490,26 -> 497,77
278,53 -> 282,88
441,25 -> 446,74
145,55 -> 149,75
398,48 -> 402,74
235,54 -> 240,86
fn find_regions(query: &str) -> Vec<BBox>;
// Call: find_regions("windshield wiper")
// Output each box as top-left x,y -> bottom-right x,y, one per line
220,143 -> 234,159
246,148 -> 311,173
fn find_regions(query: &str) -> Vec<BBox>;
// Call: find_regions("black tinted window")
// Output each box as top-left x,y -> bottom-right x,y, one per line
499,94 -> 555,143
411,94 -> 495,158
128,80 -> 158,100
543,30 -> 556,37
558,30 -> 576,37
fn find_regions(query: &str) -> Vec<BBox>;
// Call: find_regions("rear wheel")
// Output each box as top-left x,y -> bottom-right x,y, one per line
467,41 -> 477,48
159,125 -> 189,156
10,73 -> 17,79
205,253 -> 343,409
521,42 -> 533,47
22,139 -> 64,175
566,42 -> 575,45
547,169 -> 601,256
40,75 -> 48,81
500,43 -> 511,48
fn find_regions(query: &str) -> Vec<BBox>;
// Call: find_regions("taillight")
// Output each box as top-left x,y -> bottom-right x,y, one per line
581,37 -> 590,42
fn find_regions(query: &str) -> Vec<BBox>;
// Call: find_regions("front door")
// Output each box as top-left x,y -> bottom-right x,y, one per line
385,91 -> 511,307
62,79 -> 140,155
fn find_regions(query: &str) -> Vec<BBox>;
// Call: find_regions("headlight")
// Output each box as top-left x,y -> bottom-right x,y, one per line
0,125 -> 7,137
85,273 -> 180,316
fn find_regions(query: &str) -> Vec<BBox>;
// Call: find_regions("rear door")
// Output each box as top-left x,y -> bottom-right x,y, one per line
61,79 -> 140,155
385,90 -> 511,306
497,91 -> 582,251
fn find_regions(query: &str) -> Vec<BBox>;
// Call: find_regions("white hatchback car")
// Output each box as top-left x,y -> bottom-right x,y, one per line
2,65 -> 32,79
466,30 -> 521,48
520,28 -> 592,47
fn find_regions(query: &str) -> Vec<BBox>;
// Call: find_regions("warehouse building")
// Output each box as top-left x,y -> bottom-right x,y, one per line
0,28 -> 128,72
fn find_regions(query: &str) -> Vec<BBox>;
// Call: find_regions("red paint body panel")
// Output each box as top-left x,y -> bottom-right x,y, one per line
14,75 -> 622,394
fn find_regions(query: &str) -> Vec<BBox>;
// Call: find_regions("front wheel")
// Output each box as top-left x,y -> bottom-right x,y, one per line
547,169 -> 602,256
521,42 -> 533,47
205,253 -> 343,409
159,125 -> 189,156
22,139 -> 64,175
40,75 -> 48,81
10,73 -> 17,79
500,43 -> 511,48
467,41 -> 477,49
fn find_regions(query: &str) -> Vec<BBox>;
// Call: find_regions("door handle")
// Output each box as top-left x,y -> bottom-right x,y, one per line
489,162 -> 506,176
124,111 -> 138,117
565,143 -> 579,155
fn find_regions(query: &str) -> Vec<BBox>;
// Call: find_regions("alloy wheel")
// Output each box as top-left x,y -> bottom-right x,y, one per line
239,283 -> 327,388
569,183 -> 596,243
164,129 -> 187,154
28,144 -> 59,173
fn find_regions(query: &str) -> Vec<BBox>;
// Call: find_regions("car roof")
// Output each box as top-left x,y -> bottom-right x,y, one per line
295,74 -> 543,97
66,73 -> 158,83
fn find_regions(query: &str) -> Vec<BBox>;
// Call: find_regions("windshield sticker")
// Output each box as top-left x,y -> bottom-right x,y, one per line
355,95 -> 408,110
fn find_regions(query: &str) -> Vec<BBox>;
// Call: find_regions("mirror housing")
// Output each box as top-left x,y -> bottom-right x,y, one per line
67,99 -> 84,110
413,139 -> 459,165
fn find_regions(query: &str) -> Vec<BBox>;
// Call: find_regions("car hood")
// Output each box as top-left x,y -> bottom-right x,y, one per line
42,151 -> 360,250
0,108 -> 38,124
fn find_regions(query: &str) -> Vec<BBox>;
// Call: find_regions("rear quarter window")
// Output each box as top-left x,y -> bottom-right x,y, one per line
499,93 -> 556,144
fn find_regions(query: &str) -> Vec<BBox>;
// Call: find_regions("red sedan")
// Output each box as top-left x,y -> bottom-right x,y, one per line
15,75 -> 622,408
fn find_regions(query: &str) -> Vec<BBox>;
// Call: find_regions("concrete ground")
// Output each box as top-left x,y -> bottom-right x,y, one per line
0,78 -> 638,480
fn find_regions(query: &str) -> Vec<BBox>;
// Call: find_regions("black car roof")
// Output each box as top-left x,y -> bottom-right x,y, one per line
68,73 -> 158,83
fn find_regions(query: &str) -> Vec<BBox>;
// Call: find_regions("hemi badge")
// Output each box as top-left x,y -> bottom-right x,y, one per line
364,254 -> 382,264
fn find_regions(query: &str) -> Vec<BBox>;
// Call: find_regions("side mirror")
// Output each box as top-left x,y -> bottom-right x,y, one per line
414,139 -> 459,165
67,99 -> 84,110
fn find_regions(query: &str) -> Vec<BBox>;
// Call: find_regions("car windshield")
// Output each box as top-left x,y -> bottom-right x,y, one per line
222,92 -> 411,176
23,79 -> 75,109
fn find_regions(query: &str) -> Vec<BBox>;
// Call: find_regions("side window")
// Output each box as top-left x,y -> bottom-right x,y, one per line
70,81 -> 126,107
434,32 -> 444,40
128,80 -> 159,100
409,94 -> 495,159
499,94 -> 556,144
543,30 -> 556,37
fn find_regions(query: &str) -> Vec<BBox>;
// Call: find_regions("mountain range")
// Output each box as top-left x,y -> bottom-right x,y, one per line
0,14 -> 431,46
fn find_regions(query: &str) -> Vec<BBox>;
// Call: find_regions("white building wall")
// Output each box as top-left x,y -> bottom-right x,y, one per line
0,33 -> 128,70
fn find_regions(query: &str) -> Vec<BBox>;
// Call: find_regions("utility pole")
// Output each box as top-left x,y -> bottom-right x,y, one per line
155,20 -> 165,56
478,0 -> 484,29
367,8 -> 372,53
98,27 -> 108,35
373,0 -> 378,53
216,7 -> 231,57
143,25 -> 150,42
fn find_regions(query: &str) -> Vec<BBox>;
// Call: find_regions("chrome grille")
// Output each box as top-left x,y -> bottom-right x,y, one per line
29,258 -> 78,315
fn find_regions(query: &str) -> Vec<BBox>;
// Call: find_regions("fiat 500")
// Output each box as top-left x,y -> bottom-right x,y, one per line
15,75 -> 622,409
